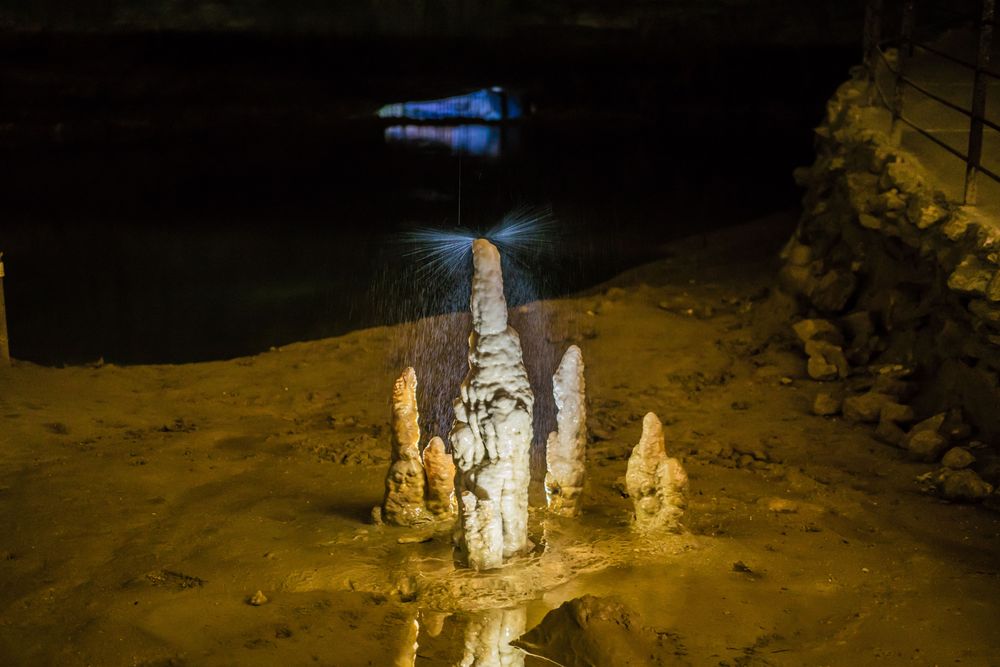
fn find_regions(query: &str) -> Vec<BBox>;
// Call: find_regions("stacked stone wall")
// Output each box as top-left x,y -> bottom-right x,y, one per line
779,71 -> 1000,498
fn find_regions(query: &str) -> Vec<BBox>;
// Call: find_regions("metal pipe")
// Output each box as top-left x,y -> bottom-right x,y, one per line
965,0 -> 995,205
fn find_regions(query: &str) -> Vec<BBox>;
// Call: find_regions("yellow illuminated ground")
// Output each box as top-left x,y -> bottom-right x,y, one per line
1,214 -> 998,665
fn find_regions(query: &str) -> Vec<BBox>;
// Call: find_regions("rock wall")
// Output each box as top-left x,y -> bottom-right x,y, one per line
780,72 -> 1000,452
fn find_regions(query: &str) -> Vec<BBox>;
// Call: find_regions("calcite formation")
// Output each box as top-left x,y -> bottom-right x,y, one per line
544,345 -> 587,517
450,239 -> 534,570
422,436 -> 456,518
382,367 -> 428,526
625,412 -> 688,532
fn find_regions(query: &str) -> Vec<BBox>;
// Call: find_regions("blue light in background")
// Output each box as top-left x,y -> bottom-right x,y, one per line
377,87 -> 523,121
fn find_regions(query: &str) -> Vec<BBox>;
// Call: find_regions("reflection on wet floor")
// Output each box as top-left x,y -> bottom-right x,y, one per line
384,124 -> 512,158
398,607 -> 530,666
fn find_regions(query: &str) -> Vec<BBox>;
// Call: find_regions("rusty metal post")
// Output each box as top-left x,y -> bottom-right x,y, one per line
863,0 -> 884,66
863,0 -> 885,106
965,0 -> 995,205
0,252 -> 9,366
891,0 -> 916,142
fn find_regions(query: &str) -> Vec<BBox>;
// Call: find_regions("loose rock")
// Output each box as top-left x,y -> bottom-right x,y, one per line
940,469 -> 994,502
813,393 -> 842,416
941,447 -> 976,470
842,392 -> 895,424
906,429 -> 949,462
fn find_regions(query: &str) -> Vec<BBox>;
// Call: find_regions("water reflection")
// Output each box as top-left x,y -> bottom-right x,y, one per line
458,607 -> 527,667
384,124 -> 504,158
398,606 -> 529,666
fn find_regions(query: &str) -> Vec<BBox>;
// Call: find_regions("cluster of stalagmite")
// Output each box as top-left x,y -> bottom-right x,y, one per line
625,412 -> 688,532
544,345 -> 587,517
379,238 -> 689,569
381,367 -> 456,526
450,239 -> 535,570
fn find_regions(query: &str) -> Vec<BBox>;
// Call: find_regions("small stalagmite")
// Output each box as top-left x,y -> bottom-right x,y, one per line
625,412 -> 688,532
422,436 -> 456,518
382,367 -> 428,526
545,345 -> 587,517
450,239 -> 534,570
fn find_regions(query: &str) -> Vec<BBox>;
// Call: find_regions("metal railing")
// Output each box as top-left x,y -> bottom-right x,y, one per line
863,0 -> 997,205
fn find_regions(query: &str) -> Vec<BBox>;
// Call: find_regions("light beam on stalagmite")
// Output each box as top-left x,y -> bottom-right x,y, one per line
544,344 -> 587,517
381,367 -> 428,526
422,436 -> 456,518
450,239 -> 534,570
625,412 -> 688,532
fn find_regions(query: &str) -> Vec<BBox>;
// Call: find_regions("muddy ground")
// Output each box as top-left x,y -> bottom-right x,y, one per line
1,213 -> 998,666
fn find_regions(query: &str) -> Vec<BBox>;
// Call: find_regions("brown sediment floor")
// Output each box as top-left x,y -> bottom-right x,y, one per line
1,213 -> 998,666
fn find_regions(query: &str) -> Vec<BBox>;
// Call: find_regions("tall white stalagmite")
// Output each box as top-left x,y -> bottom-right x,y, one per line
450,239 -> 534,570
545,345 -> 587,517
625,412 -> 688,532
382,367 -> 428,526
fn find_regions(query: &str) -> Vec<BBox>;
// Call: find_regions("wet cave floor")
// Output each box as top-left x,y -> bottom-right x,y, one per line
1,213 -> 998,666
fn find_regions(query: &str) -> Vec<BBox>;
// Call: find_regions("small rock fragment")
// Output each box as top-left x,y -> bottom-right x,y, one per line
766,498 -> 799,513
805,340 -> 849,380
248,590 -> 268,606
813,393 -> 842,416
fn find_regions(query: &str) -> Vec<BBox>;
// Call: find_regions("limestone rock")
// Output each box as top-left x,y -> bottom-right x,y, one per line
842,392 -> 895,424
809,269 -> 858,313
941,447 -> 975,470
625,413 -> 688,533
805,340 -> 849,380
947,256 -> 993,296
940,469 -> 994,502
875,418 -> 906,446
879,402 -> 915,425
793,319 -> 844,345
545,345 -> 588,517
906,429 -> 949,462
513,595 -> 671,667
422,436 -> 456,518
450,239 -> 534,570
382,367 -> 428,526
988,272 -> 1000,302
908,413 -> 945,437
813,392 -> 842,416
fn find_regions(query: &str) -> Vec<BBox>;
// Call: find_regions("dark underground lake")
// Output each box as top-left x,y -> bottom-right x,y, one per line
3,33 -> 853,365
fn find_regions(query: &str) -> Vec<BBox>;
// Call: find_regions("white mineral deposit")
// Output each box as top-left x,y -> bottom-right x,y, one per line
625,412 -> 688,532
450,239 -> 534,570
544,344 -> 587,517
